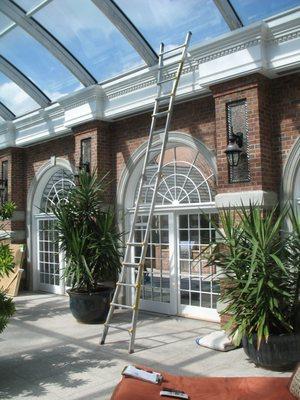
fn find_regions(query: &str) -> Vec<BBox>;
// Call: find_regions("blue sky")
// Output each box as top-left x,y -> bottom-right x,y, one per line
0,0 -> 299,117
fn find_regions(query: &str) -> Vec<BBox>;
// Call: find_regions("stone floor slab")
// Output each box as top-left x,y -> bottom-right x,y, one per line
0,292 -> 291,399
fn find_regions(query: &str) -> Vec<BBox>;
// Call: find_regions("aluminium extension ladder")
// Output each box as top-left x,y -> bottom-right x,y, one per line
100,32 -> 192,353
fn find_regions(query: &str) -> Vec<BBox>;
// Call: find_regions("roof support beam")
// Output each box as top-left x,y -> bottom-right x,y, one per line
91,0 -> 158,66
0,101 -> 15,121
0,55 -> 50,107
213,0 -> 243,30
0,0 -> 97,87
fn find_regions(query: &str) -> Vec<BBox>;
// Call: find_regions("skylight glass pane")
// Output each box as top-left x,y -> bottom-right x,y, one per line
14,0 -> 43,13
34,0 -> 144,82
0,72 -> 39,116
230,0 -> 300,25
0,26 -> 82,101
0,12 -> 14,32
116,0 -> 229,51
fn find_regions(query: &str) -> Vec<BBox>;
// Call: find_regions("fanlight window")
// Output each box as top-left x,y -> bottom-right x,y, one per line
135,146 -> 215,207
40,169 -> 74,213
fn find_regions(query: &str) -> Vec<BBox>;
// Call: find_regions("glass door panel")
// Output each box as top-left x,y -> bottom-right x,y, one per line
177,213 -> 220,321
37,218 -> 64,294
134,214 -> 175,314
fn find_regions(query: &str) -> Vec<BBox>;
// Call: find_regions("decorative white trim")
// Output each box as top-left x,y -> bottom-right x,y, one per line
26,158 -> 74,291
215,190 -> 278,208
0,9 -> 299,149
281,136 -> 300,208
117,131 -> 217,214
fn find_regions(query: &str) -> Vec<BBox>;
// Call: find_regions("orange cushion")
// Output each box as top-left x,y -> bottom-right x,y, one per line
111,368 -> 294,400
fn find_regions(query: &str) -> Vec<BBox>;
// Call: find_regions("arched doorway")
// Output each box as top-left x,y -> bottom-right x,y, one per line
30,163 -> 74,294
119,133 -> 220,322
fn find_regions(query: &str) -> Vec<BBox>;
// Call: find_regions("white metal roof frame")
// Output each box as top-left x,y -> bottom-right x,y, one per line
0,0 -> 249,119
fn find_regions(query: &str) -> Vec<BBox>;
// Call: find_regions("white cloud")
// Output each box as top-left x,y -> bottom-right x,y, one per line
0,81 -> 38,115
44,83 -> 83,101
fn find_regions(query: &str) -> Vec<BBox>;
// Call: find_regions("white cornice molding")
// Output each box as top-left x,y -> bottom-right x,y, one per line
215,190 -> 278,208
58,85 -> 108,128
0,8 -> 299,149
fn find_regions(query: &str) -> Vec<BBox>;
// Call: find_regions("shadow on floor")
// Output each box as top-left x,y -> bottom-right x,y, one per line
0,344 -> 116,399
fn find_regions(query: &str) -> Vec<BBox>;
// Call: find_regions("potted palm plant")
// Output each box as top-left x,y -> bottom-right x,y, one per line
52,170 -> 123,323
209,204 -> 300,369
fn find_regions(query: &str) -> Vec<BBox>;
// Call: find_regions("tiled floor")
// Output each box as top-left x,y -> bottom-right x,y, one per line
0,293 -> 290,399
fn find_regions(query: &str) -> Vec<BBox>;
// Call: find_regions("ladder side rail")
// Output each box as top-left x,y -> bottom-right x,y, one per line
128,35 -> 192,338
123,42 -> 166,262
101,33 -> 192,352
140,38 -> 191,243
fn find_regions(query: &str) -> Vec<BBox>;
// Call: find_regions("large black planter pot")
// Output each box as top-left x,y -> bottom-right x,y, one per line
242,333 -> 300,369
67,288 -> 113,324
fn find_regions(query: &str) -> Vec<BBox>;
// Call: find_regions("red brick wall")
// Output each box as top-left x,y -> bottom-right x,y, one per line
110,96 -> 216,200
25,135 -> 75,196
211,74 -> 279,193
271,74 -> 300,191
73,121 -> 113,201
211,72 -> 300,195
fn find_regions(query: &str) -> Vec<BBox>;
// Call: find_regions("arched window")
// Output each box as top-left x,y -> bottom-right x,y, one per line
135,145 -> 215,207
40,169 -> 74,213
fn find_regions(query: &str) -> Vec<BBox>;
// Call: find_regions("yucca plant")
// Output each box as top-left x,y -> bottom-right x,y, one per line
51,170 -> 123,293
209,203 -> 300,348
0,201 -> 16,333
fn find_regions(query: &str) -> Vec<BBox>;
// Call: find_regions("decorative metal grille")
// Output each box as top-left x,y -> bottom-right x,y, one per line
40,169 -> 75,213
226,99 -> 250,183
135,147 -> 215,207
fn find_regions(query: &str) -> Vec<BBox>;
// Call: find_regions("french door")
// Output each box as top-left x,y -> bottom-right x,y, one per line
132,211 -> 220,322
36,216 -> 65,294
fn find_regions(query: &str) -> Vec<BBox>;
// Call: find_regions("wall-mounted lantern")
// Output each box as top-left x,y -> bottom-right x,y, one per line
225,132 -> 243,167
0,160 -> 8,204
79,137 -> 91,173
74,138 -> 91,184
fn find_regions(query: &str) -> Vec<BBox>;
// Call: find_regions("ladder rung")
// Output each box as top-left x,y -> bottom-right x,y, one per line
159,44 -> 185,56
110,303 -> 134,310
117,282 -> 139,288
158,60 -> 181,70
127,242 -> 144,246
155,93 -> 173,101
157,77 -> 175,85
105,323 -> 131,332
122,262 -> 140,268
152,110 -> 169,118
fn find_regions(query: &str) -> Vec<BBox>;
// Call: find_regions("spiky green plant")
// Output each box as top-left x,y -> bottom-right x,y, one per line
208,204 -> 300,348
0,201 -> 16,333
51,170 -> 123,292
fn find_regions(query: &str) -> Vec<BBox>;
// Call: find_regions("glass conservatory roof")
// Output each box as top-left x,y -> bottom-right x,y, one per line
0,0 -> 298,121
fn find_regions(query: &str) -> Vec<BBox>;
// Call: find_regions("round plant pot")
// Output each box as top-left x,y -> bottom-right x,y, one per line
242,333 -> 300,369
67,288 -> 113,324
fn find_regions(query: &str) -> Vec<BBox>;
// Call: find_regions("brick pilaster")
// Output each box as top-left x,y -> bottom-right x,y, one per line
211,74 -> 277,195
72,121 -> 113,202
